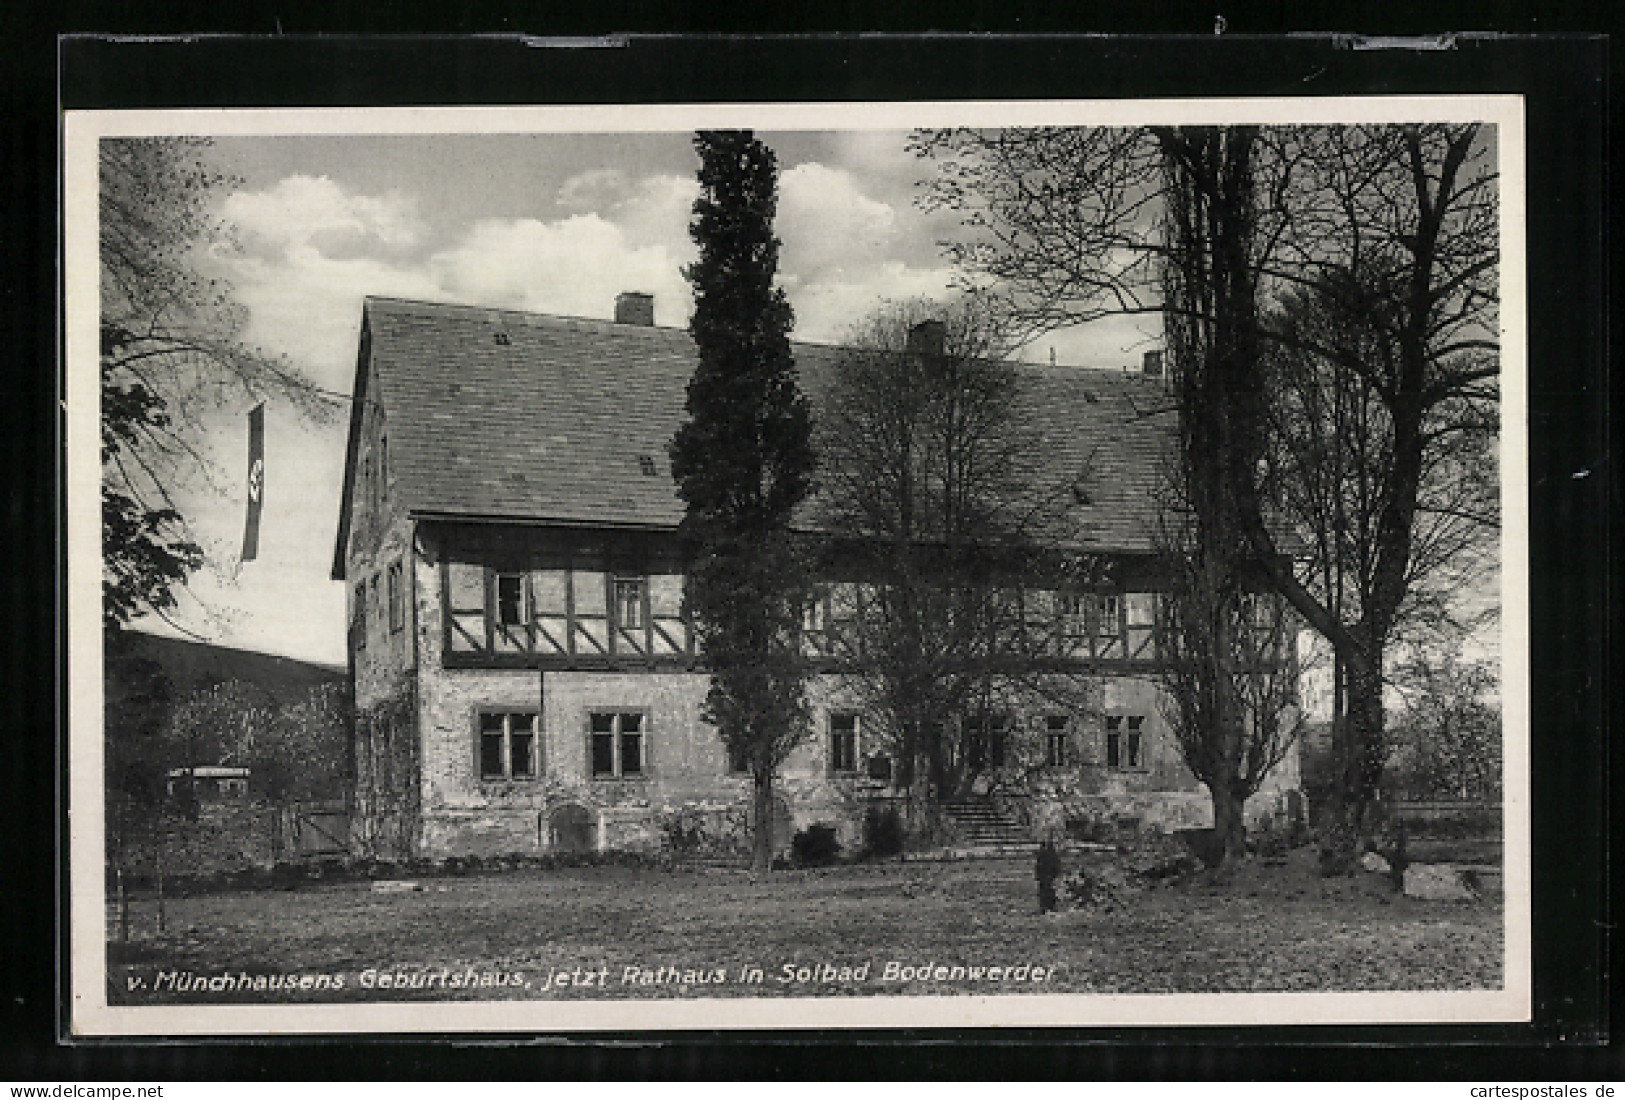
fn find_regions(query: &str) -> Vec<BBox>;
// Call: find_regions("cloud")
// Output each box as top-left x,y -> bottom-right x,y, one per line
778,163 -> 899,279
786,260 -> 956,345
223,175 -> 423,255
557,168 -> 632,210
215,249 -> 441,390
428,214 -> 692,326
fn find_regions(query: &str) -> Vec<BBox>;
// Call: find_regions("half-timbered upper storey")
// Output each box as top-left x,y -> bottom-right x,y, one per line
332,296 -> 1288,674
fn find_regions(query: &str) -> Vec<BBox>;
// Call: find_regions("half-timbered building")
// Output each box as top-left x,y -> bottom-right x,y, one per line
334,294 -> 1302,860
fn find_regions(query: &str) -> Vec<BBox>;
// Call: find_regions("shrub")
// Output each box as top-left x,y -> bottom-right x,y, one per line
863,807 -> 905,859
1173,827 -> 1224,870
790,824 -> 841,867
1064,810 -> 1112,843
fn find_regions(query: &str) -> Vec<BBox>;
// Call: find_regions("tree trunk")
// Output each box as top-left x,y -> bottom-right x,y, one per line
1320,647 -> 1386,875
751,766 -> 775,874
1210,779 -> 1248,867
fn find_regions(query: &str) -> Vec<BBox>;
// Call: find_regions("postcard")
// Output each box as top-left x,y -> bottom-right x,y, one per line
67,93 -> 1530,1035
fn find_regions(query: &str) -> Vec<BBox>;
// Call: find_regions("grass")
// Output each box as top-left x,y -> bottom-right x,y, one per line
106,848 -> 1503,1004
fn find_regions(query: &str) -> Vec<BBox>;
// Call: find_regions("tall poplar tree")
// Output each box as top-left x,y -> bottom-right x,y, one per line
670,131 -> 815,874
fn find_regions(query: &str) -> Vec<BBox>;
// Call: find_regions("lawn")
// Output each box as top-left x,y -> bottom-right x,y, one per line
106,849 -> 1503,1004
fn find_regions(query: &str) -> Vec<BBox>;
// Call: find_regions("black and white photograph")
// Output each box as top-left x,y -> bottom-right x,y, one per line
66,96 -> 1529,1034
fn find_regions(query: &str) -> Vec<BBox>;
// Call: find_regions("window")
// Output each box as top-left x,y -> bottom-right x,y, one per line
479,711 -> 539,781
613,577 -> 645,630
1045,715 -> 1070,767
829,713 -> 859,773
496,572 -> 526,627
1106,715 -> 1144,770
354,581 -> 367,649
802,588 -> 828,633
590,712 -> 645,778
966,715 -> 1009,771
387,562 -> 404,632
379,436 -> 389,503
726,739 -> 751,774
1094,594 -> 1121,637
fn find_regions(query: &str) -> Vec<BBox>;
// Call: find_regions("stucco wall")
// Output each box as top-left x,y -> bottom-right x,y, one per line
393,523 -> 1304,858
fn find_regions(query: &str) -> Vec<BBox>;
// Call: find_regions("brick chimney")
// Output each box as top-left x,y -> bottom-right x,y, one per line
614,292 -> 655,326
1142,349 -> 1164,377
906,319 -> 946,359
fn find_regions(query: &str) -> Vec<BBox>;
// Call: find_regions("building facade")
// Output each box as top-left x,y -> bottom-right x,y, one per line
334,295 -> 1301,861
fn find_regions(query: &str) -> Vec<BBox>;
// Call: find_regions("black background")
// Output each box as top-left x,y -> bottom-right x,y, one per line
3,13 -> 1614,1082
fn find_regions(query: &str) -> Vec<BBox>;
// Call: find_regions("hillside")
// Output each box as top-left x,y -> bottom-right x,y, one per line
106,630 -> 345,704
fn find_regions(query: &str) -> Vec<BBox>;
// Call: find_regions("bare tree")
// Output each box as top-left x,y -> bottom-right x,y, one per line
813,296 -> 1096,831
913,122 -> 1499,871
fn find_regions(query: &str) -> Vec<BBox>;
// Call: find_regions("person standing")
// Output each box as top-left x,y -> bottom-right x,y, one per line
1036,837 -> 1062,913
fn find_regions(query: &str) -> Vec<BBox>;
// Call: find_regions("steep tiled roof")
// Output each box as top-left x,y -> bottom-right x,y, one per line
338,296 -> 1177,571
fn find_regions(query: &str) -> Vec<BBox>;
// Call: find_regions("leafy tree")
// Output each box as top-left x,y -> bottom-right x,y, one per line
815,295 -> 1093,828
100,137 -> 325,632
669,131 -> 815,874
262,682 -> 352,802
1389,650 -> 1501,802
103,648 -> 176,863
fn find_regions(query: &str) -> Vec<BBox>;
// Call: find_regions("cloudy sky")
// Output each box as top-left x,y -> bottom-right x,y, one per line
136,128 -> 1158,665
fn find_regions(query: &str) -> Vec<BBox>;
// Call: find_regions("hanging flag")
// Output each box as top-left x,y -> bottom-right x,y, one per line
241,403 -> 265,562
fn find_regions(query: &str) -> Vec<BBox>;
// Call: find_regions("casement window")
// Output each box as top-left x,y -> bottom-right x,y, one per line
1093,594 -> 1122,638
1045,715 -> 1070,767
965,715 -> 1010,771
1105,715 -> 1145,770
387,562 -> 404,633
479,711 -> 539,781
495,572 -> 527,628
590,712 -> 645,778
612,576 -> 646,630
829,713 -> 859,773
802,587 -> 828,633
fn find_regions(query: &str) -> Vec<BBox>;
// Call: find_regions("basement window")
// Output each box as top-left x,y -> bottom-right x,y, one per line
590,712 -> 645,778
479,711 -> 539,781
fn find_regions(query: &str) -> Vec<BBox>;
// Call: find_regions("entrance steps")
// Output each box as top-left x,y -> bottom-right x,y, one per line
941,799 -> 1030,848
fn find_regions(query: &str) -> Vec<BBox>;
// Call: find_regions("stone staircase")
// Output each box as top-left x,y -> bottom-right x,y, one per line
942,799 -> 1030,848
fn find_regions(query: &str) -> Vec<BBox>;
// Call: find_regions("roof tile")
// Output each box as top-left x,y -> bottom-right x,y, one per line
354,296 -> 1177,552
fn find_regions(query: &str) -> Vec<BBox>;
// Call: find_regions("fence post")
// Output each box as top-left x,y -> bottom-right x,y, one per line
155,844 -> 166,936
116,867 -> 129,943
